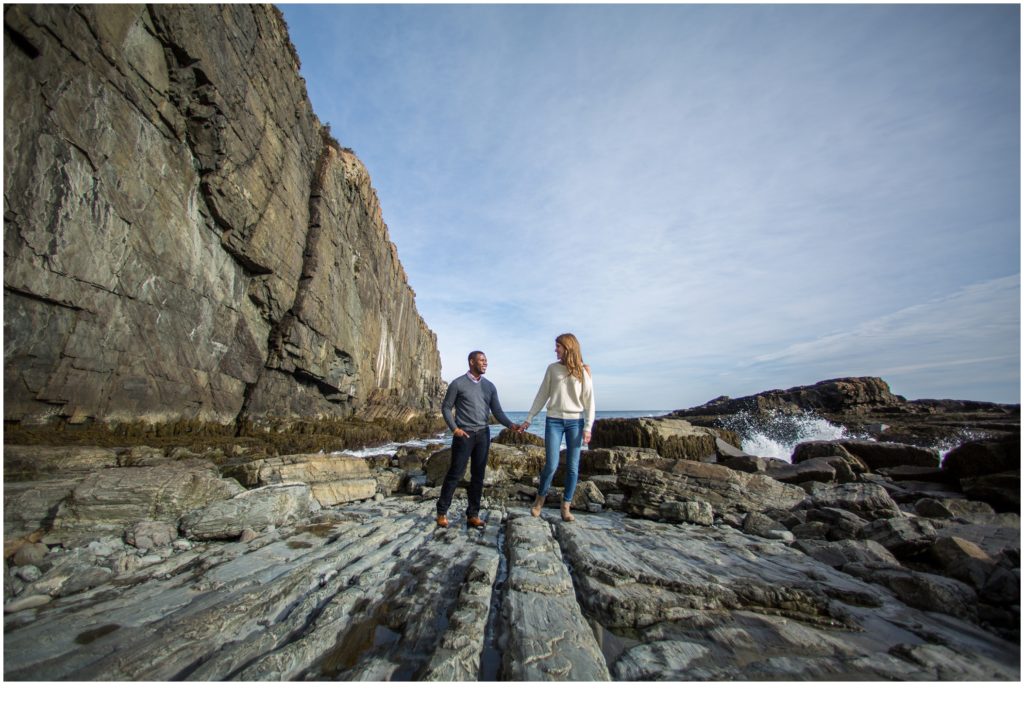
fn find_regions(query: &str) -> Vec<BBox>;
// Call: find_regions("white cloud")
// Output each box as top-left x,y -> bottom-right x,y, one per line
739,275 -> 1020,401
283,4 -> 1021,409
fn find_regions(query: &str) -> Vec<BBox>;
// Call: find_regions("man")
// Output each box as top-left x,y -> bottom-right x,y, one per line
436,350 -> 519,529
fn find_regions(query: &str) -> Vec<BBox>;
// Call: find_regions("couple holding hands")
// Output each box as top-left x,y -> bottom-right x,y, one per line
435,333 -> 596,528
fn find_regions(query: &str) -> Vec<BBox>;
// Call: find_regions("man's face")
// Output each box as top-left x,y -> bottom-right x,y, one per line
469,353 -> 488,376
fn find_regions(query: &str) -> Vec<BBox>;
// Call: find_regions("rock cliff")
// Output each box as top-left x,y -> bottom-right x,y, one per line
673,377 -> 1020,446
4,4 -> 443,430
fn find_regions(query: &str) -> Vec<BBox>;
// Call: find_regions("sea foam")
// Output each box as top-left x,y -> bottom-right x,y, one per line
717,410 -> 860,461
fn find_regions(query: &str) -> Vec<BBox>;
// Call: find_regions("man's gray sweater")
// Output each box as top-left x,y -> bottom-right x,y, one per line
441,374 -> 514,432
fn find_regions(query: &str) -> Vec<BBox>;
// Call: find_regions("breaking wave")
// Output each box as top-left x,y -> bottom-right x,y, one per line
717,410 -> 862,461
336,435 -> 447,458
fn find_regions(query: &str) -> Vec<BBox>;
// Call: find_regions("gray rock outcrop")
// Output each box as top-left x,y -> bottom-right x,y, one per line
4,500 -> 1018,681
589,417 -> 740,460
47,461 -> 244,544
180,483 -> 320,540
222,453 -> 378,507
618,457 -> 807,518
4,4 -> 442,431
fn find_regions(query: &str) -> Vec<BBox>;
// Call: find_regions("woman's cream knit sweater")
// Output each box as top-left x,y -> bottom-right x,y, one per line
525,362 -> 596,432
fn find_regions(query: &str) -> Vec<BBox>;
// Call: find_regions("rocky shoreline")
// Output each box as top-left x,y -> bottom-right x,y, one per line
4,378 -> 1020,681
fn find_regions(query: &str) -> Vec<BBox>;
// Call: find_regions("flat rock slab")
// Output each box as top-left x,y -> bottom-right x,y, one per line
552,512 -> 1017,680
619,458 -> 807,518
3,499 -> 1019,682
4,499 -> 503,681
47,462 -> 244,544
223,454 -> 372,488
501,513 -> 611,680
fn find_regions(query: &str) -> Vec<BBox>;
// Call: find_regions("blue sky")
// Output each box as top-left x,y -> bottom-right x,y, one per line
279,2 -> 1020,410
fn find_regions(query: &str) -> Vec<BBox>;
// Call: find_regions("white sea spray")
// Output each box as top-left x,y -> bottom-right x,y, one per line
717,410 -> 862,461
335,435 -> 447,458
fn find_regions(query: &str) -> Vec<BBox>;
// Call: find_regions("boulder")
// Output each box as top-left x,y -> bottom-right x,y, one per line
403,473 -> 428,495
960,472 -> 1020,513
309,479 -> 377,507
941,436 -> 1020,481
588,474 -> 621,496
494,428 -> 545,447
793,538 -> 901,569
714,437 -> 749,460
374,470 -> 403,497
4,479 -> 84,541
876,464 -> 954,483
721,455 -> 767,473
929,536 -> 996,590
125,521 -> 179,550
578,447 -> 661,477
618,458 -> 806,520
860,518 -> 937,559
659,500 -> 714,526
2,446 -> 121,482
590,417 -> 739,461
842,564 -> 978,620
913,498 -> 995,521
396,453 -> 424,471
790,521 -> 830,540
933,515 -> 1021,559
801,507 -> 869,541
766,458 -> 837,485
224,453 -> 387,507
804,483 -> 902,521
572,481 -> 606,512
981,564 -> 1021,607
48,461 -> 245,544
791,441 -> 868,474
12,542 -> 50,567
860,475 -> 966,506
180,483 -> 319,540
741,512 -> 792,541
834,440 -> 939,470
222,454 -> 372,487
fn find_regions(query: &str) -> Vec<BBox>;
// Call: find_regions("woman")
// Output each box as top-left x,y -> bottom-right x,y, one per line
518,333 -> 595,522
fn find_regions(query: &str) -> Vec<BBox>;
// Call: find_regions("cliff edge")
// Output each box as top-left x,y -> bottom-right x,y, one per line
4,5 -> 443,430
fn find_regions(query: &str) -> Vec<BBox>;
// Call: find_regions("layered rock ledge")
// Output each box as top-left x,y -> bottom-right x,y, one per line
4,4 -> 443,431
4,415 -> 1020,681
4,498 -> 1018,681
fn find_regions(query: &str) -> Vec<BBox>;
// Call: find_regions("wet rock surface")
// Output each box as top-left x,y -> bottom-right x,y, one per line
3,379 -> 1019,681
3,498 -> 1018,681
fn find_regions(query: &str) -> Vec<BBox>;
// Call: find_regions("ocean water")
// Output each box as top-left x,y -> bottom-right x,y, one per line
337,410 -> 669,458
338,408 -> 967,462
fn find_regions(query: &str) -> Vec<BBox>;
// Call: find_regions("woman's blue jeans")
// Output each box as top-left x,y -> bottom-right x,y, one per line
538,417 -> 585,502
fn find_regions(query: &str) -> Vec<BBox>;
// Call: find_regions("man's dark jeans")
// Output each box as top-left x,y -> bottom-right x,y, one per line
436,427 -> 490,518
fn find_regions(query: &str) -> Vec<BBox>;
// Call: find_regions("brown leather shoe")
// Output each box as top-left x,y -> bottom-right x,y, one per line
466,516 -> 485,529
436,514 -> 449,528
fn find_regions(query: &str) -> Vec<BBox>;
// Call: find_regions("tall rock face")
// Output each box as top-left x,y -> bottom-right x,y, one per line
4,5 -> 443,429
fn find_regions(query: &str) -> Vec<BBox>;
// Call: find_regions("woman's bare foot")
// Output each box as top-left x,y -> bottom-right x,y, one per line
561,502 -> 575,522
530,494 -> 544,517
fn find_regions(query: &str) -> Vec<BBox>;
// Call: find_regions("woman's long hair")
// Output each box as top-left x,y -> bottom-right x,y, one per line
556,333 -> 588,382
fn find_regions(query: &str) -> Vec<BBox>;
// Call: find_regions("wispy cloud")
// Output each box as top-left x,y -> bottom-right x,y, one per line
282,3 -> 1020,409
740,275 -> 1020,399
